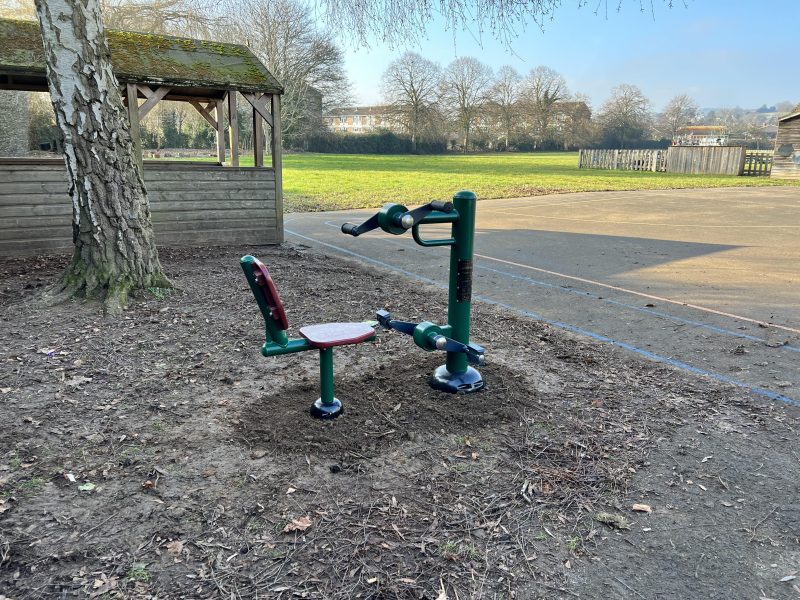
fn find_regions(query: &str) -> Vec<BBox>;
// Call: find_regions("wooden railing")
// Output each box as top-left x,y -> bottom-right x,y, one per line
578,148 -> 667,172
742,151 -> 773,177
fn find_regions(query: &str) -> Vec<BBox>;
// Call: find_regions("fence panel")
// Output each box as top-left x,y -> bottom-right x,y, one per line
742,151 -> 773,177
578,149 -> 667,172
664,146 -> 746,176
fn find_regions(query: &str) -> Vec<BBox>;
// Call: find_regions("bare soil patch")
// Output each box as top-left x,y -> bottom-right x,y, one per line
0,245 -> 797,599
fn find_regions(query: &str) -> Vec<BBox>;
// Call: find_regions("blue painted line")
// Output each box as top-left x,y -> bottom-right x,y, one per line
286,228 -> 800,408
320,219 -> 800,352
476,264 -> 800,354
480,298 -> 800,408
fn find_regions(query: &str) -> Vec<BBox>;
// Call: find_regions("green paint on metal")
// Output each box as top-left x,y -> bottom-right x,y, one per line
378,203 -> 409,235
319,348 -> 335,405
412,321 -> 444,351
262,339 -> 312,357
445,190 -> 477,375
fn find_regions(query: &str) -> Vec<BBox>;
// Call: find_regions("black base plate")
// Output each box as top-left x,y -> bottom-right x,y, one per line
429,365 -> 485,394
310,397 -> 344,419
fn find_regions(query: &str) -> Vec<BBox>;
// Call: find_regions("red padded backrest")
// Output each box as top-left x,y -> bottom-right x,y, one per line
251,258 -> 289,330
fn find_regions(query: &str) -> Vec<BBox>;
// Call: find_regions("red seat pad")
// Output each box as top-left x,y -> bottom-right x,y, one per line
299,322 -> 375,349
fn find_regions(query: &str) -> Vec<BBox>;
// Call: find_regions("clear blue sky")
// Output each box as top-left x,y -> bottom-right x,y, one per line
341,0 -> 800,111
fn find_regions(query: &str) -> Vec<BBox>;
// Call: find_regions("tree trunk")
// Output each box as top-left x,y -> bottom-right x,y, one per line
34,0 -> 170,314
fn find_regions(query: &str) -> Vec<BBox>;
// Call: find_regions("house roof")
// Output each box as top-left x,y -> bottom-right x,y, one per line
0,18 -> 282,95
324,106 -> 392,117
778,111 -> 800,123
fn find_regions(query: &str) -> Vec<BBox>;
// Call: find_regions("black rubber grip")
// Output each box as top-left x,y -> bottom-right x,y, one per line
430,200 -> 454,213
341,223 -> 360,236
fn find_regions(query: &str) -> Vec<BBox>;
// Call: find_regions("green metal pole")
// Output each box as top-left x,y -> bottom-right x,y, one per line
445,190 -> 476,375
319,348 -> 335,405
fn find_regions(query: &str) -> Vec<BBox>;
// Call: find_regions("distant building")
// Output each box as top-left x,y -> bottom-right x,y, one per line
551,101 -> 592,128
672,125 -> 728,146
772,111 -> 800,180
323,106 -> 401,134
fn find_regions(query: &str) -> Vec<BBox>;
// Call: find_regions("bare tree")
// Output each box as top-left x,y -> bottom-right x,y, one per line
487,65 -> 522,150
34,0 -> 169,313
222,0 -> 350,143
100,0 -> 219,37
441,57 -> 493,152
658,94 -> 699,139
521,65 -> 568,149
317,0 -> 677,47
598,84 -> 652,148
380,52 -> 441,151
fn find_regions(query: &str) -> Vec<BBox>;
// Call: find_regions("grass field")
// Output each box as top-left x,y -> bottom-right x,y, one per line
168,152 -> 800,212
280,152 -> 800,211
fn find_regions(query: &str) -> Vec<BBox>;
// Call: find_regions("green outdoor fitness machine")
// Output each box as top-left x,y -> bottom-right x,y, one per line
341,189 -> 486,394
240,255 -> 377,419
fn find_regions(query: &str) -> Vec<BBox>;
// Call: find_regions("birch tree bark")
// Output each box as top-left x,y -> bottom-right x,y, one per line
34,0 -> 170,314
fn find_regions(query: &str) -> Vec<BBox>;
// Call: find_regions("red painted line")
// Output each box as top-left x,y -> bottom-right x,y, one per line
474,253 -> 800,335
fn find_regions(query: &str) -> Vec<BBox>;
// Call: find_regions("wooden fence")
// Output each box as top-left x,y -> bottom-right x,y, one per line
579,146 -> 760,176
742,151 -> 773,176
578,148 -> 666,172
664,146 -> 746,176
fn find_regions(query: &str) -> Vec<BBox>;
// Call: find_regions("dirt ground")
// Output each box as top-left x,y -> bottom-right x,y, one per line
0,245 -> 798,600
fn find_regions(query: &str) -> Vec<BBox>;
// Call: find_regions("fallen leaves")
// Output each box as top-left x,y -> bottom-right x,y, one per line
165,540 -> 184,556
89,574 -> 118,597
78,482 -> 96,492
282,516 -> 312,533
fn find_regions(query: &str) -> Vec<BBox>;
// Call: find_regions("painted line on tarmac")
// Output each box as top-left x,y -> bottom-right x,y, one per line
318,220 -> 800,351
489,210 -> 800,228
476,263 -> 800,354
473,253 -> 800,335
285,227 -> 799,408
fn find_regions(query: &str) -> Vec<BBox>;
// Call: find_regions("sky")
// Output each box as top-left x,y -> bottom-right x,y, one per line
339,0 -> 800,111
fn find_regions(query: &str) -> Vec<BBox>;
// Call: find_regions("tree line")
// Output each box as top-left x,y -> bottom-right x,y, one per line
326,52 -> 797,154
8,0 -> 797,155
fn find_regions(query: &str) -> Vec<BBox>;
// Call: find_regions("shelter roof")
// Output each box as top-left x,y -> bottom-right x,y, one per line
778,111 -> 800,123
0,18 -> 283,96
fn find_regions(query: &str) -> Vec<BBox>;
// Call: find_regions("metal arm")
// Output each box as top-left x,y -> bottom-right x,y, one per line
341,213 -> 380,237
376,310 -> 486,366
401,200 -> 454,229
342,201 -> 456,238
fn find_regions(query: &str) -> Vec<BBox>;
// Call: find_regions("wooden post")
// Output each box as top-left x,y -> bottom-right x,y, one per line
228,92 -> 239,167
253,105 -> 264,167
125,83 -> 143,173
271,93 -> 284,241
215,99 -> 225,165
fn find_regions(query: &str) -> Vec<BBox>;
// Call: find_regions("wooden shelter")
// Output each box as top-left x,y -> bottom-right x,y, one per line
772,112 -> 800,180
0,18 -> 284,256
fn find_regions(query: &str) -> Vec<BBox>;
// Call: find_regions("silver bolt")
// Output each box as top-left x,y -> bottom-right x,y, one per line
400,214 -> 415,229
434,336 -> 448,350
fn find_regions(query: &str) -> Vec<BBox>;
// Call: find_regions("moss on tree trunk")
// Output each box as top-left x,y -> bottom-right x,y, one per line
34,0 -> 170,314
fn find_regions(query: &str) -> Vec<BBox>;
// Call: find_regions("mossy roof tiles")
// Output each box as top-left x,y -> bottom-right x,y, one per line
0,18 -> 283,94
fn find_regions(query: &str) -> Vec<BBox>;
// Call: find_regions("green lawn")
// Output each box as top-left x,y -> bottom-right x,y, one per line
165,152 -> 799,212
279,152 -> 799,212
